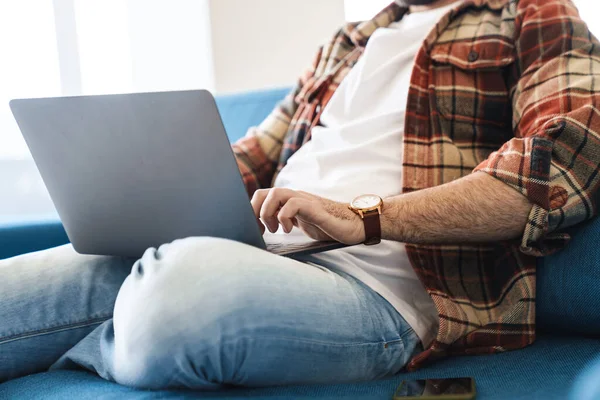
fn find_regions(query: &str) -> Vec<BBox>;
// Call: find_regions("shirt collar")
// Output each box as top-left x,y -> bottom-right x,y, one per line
343,0 -> 510,48
344,3 -> 407,48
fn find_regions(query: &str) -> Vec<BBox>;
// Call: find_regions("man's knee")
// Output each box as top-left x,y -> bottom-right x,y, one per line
122,236 -> 261,297
135,236 -> 256,274
111,237 -> 271,388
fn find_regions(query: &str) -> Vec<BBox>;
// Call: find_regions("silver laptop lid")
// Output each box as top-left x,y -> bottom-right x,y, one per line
10,90 -> 266,257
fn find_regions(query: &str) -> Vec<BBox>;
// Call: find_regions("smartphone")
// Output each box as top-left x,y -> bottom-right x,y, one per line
393,377 -> 476,400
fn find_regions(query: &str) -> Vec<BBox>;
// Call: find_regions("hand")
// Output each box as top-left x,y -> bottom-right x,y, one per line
250,188 -> 365,245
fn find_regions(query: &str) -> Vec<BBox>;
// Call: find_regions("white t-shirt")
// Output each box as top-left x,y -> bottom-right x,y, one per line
274,3 -> 458,346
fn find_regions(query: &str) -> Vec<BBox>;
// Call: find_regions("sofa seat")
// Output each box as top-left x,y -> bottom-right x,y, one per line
1,334 -> 598,400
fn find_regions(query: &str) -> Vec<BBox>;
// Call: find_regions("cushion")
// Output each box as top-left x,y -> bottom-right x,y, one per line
537,217 -> 600,334
1,335 -> 598,400
214,87 -> 291,143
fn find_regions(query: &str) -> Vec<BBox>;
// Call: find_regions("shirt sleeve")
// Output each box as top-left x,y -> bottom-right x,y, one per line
474,0 -> 600,256
231,48 -> 322,197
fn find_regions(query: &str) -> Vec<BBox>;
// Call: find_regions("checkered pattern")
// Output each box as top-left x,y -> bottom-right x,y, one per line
232,0 -> 600,370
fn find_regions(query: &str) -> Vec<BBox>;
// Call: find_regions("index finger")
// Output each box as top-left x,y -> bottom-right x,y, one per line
260,188 -> 299,222
250,189 -> 270,218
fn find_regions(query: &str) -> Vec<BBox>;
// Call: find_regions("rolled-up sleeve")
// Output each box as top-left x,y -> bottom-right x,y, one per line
474,0 -> 600,256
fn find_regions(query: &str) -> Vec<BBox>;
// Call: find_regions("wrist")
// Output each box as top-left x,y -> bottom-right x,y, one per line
348,194 -> 384,245
380,197 -> 405,242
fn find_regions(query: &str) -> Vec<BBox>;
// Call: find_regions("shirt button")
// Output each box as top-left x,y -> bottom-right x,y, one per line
468,51 -> 479,62
549,186 -> 568,209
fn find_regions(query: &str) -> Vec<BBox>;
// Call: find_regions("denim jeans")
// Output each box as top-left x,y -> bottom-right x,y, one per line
0,237 -> 420,390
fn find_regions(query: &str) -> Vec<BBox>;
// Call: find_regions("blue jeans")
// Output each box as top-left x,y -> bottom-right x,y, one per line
0,237 -> 420,389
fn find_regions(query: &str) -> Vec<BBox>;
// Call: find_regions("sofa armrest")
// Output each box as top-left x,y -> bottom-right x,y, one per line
0,218 -> 69,260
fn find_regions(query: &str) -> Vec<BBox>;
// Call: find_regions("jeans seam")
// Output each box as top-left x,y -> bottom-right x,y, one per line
399,326 -> 414,342
217,333 -> 400,348
0,315 -> 111,345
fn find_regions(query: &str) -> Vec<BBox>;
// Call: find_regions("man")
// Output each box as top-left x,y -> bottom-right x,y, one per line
1,0 -> 599,390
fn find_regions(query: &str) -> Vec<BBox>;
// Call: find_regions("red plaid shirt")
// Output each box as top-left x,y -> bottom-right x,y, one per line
232,0 -> 600,369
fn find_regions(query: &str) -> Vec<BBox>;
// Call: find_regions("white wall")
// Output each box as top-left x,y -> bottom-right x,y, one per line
209,0 -> 346,93
127,0 -> 215,93
75,0 -> 133,94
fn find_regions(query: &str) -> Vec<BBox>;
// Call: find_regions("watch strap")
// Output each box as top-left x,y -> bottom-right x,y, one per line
363,210 -> 381,245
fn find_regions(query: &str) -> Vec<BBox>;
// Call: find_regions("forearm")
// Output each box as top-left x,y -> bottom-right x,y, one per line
381,172 -> 533,244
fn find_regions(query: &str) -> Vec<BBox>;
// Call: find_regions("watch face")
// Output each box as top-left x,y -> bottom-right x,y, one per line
351,194 -> 382,210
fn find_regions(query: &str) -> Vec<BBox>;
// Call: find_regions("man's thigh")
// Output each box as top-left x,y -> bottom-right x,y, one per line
107,237 -> 419,389
0,245 -> 133,382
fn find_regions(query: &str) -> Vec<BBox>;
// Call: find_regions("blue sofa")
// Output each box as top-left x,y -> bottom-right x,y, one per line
1,88 -> 600,400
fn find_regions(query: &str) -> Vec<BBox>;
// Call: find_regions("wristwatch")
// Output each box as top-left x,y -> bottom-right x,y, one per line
349,194 -> 383,245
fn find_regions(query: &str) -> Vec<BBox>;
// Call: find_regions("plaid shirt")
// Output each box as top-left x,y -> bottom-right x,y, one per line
232,0 -> 600,370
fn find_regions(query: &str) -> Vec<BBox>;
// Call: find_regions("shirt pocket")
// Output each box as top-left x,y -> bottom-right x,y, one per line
430,40 -> 516,130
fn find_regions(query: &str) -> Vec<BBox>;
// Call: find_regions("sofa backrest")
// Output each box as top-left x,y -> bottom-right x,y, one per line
536,217 -> 600,334
214,87 -> 291,143
4,87 -> 600,341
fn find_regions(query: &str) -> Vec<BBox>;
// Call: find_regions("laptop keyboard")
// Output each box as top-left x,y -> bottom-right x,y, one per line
266,241 -> 319,254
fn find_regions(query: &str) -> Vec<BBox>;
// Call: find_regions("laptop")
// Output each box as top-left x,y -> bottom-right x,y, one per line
9,90 -> 349,258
